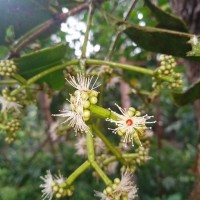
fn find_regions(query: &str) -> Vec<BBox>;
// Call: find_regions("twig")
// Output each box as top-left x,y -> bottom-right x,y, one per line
81,2 -> 95,59
106,0 -> 138,60
7,3 -> 89,59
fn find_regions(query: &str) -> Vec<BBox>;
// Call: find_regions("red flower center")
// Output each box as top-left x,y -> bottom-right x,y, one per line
126,118 -> 133,126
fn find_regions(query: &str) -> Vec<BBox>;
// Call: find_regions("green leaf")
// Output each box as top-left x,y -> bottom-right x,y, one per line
172,78 -> 200,106
0,46 -> 9,59
15,43 -> 67,90
0,0 -> 52,45
144,0 -> 187,32
123,23 -> 200,61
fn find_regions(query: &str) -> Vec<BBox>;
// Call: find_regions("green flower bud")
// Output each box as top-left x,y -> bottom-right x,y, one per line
127,107 -> 136,117
90,90 -> 99,97
67,189 -> 73,196
89,96 -> 98,104
59,188 -> 64,194
53,185 -> 59,192
106,186 -> 112,194
135,111 -> 141,116
83,109 -> 90,118
81,92 -> 89,100
114,178 -> 120,184
83,100 -> 90,109
112,183 -> 117,190
55,193 -> 62,198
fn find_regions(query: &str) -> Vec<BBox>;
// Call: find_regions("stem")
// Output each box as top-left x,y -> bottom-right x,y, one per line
66,160 -> 90,185
106,0 -> 138,60
106,31 -> 121,61
93,125 -> 126,165
123,0 -> 138,21
9,59 -> 173,96
81,2 -> 94,59
0,80 -> 18,85
12,74 -> 27,84
8,3 -> 89,58
96,75 -> 107,126
10,60 -> 79,96
86,131 -> 95,161
86,59 -> 173,82
89,104 -> 118,120
91,161 -> 112,185
86,126 -> 112,185
103,153 -> 138,166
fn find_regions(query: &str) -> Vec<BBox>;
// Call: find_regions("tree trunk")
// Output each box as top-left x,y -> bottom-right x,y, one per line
169,0 -> 200,199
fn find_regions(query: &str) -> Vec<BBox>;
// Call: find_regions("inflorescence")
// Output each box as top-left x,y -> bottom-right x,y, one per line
107,104 -> 155,146
52,74 -> 100,135
0,60 -> 17,77
152,55 -> 183,90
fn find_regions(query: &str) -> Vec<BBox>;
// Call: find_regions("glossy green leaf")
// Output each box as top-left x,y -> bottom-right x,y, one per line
15,43 -> 67,90
123,23 -> 200,61
144,0 -> 187,32
0,0 -> 52,45
172,78 -> 200,106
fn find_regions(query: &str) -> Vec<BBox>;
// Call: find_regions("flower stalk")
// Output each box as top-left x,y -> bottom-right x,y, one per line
89,104 -> 118,120
92,125 -> 127,165
9,59 -> 173,97
66,160 -> 90,186
81,2 -> 94,59
86,125 -> 112,185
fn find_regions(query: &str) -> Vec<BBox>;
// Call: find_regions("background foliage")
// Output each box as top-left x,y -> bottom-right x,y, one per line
0,0 -> 199,200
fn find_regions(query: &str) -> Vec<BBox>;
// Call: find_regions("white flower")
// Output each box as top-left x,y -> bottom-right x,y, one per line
40,171 -> 54,200
116,171 -> 137,199
94,191 -> 109,200
94,171 -> 138,200
53,74 -> 100,135
0,95 -> 22,113
54,171 -> 65,185
67,74 -> 100,93
107,104 -> 156,146
40,171 -> 66,200
52,95 -> 91,134
53,108 -> 91,134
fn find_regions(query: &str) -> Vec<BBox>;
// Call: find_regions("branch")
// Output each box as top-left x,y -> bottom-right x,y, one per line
81,2 -> 95,59
106,0 -> 138,60
7,3 -> 89,59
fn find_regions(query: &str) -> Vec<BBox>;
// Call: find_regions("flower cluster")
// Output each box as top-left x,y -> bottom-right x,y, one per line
0,60 -> 17,77
40,171 -> 74,200
0,95 -> 21,113
53,74 -> 100,135
94,171 -> 138,200
153,55 -> 183,90
121,144 -> 151,173
107,104 -> 155,146
4,118 -> 21,143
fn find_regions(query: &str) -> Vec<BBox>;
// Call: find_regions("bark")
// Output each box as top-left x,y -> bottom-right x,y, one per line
170,0 -> 200,199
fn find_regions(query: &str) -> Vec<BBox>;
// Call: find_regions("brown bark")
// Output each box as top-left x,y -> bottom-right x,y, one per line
170,0 -> 200,199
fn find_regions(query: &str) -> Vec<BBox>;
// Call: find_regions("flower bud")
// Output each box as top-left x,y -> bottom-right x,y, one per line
89,96 -> 98,104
